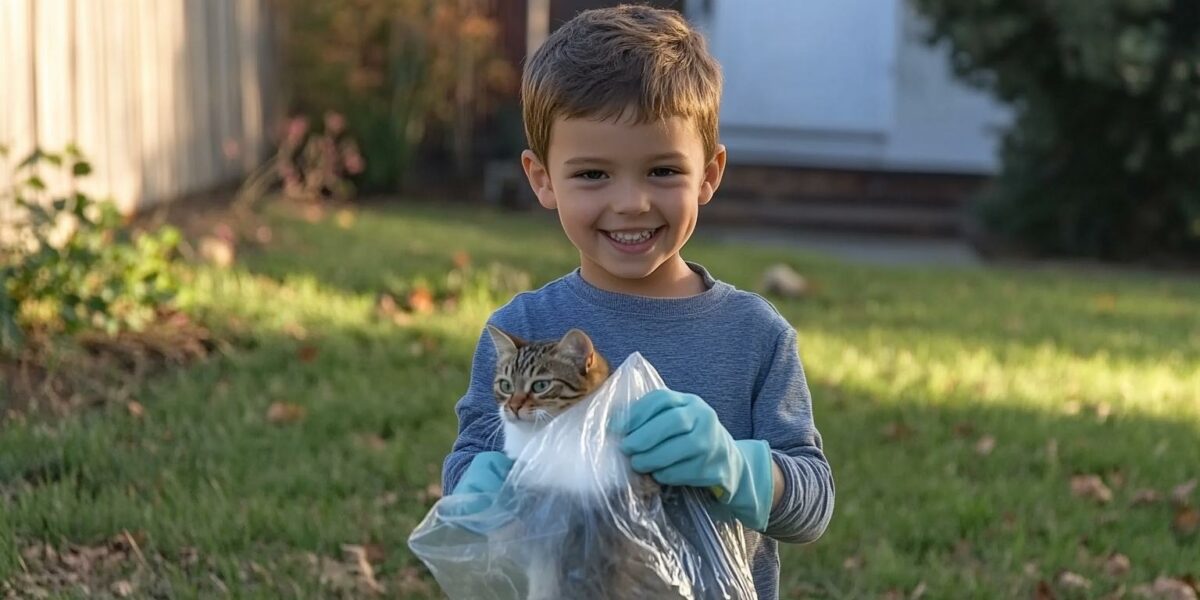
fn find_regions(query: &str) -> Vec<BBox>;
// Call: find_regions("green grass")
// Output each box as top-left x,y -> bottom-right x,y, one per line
2,201 -> 1198,598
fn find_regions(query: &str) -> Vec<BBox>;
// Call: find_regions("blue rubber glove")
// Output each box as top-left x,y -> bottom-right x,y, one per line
443,451 -> 515,534
612,389 -> 775,531
452,451 -> 514,495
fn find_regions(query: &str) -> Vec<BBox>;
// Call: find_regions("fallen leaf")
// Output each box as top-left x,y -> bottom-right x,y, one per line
952,422 -> 977,438
975,435 -> 997,456
1173,506 -> 1200,536
198,236 -> 235,268
407,286 -> 435,314
266,402 -> 307,425
1093,293 -> 1117,313
842,555 -> 864,570
377,294 -> 399,316
1072,475 -> 1114,504
760,263 -> 810,299
1132,489 -> 1162,506
126,401 -> 144,418
1132,577 -> 1198,600
341,544 -> 384,594
452,250 -> 471,269
1036,580 -> 1058,600
1101,585 -> 1127,600
336,209 -> 356,229
910,581 -> 928,600
1104,553 -> 1132,578
1171,480 -> 1197,506
1058,571 -> 1093,592
1063,401 -> 1083,416
111,580 -> 134,597
255,225 -> 273,244
297,345 -> 319,363
302,205 -> 325,223
1094,402 -> 1113,422
358,434 -> 387,452
881,421 -> 914,442
282,322 -> 308,340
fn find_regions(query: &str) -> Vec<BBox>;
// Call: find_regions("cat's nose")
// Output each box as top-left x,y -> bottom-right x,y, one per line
506,394 -> 529,417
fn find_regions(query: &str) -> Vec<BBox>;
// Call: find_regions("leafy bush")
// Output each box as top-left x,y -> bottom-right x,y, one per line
0,146 -> 182,356
269,0 -> 515,189
913,0 -> 1200,259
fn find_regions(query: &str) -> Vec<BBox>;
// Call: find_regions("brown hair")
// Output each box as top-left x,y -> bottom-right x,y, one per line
521,4 -> 722,162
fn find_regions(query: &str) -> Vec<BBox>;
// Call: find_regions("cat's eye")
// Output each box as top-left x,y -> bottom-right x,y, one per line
498,379 -> 513,394
530,380 -> 550,394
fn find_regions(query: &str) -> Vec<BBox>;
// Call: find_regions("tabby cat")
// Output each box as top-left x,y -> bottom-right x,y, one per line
486,325 -> 680,599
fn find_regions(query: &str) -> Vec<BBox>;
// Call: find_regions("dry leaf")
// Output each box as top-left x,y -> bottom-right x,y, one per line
1058,571 -> 1093,592
358,434 -> 388,452
198,236 -> 235,268
266,402 -> 307,425
340,544 -> 384,594
111,580 -> 134,597
126,401 -> 145,418
760,263 -> 810,299
881,422 -> 914,442
297,345 -> 319,363
1036,580 -> 1058,600
302,205 -> 325,223
1132,577 -> 1198,600
407,286 -> 435,314
1072,475 -> 1114,504
1173,506 -> 1200,536
282,322 -> 308,340
452,250 -> 471,269
336,209 -> 356,229
418,482 -> 443,504
255,225 -> 273,244
842,555 -> 864,570
910,581 -> 928,600
377,293 -> 399,316
1093,294 -> 1117,313
1132,489 -> 1162,506
975,435 -> 997,456
952,422 -> 977,438
1171,480 -> 1198,506
1104,554 -> 1132,578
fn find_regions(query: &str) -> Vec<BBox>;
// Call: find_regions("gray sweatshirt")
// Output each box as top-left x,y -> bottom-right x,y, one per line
442,262 -> 835,599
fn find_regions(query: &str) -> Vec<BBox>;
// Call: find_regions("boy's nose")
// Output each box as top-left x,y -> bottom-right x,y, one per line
612,183 -> 651,214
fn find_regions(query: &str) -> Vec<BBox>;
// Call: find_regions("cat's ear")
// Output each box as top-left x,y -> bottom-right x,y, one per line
487,324 -> 524,362
557,328 -> 595,372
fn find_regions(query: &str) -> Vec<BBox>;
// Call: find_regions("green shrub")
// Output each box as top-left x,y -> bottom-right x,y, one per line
0,145 -> 182,356
913,0 -> 1200,259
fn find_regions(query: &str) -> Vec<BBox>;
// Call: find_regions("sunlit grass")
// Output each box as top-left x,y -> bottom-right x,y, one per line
2,200 -> 1197,598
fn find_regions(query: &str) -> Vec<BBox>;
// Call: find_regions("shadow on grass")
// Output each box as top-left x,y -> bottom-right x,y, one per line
1,307 -> 1197,598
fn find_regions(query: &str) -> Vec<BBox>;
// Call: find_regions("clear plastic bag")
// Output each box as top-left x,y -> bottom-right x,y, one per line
408,352 -> 758,600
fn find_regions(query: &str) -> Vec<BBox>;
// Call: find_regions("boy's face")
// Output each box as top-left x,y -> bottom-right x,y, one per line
521,112 -> 726,296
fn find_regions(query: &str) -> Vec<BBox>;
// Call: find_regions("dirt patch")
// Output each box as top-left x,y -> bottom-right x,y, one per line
1,310 -> 215,422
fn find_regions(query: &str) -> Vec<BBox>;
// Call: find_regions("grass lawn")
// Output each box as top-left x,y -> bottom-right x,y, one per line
2,200 -> 1198,598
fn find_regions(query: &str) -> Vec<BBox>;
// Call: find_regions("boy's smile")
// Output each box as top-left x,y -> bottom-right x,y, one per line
522,113 -> 726,298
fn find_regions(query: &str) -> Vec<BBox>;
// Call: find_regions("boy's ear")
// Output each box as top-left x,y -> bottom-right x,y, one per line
521,149 -> 558,210
698,143 -> 727,206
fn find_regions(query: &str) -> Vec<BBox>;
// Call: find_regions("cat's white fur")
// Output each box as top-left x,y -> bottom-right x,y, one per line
500,400 -> 629,496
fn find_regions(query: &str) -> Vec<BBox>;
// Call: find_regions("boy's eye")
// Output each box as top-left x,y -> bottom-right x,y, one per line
498,379 -> 513,394
574,170 -> 608,180
649,167 -> 680,177
531,380 -> 551,394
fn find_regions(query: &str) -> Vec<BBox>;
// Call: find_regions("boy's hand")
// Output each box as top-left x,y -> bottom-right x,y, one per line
611,389 -> 775,531
452,451 -> 514,496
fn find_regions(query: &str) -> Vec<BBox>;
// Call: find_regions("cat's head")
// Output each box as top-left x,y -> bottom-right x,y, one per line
487,325 -> 610,424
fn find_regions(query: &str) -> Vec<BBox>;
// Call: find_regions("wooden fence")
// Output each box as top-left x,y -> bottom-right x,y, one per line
0,0 -> 275,216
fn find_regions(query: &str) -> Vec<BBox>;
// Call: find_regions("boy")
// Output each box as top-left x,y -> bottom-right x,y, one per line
442,5 -> 834,598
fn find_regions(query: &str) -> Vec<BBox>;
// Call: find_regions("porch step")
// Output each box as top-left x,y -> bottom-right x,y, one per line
711,164 -> 988,237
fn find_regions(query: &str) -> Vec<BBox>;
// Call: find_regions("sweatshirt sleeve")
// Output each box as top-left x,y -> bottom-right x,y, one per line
441,324 -> 504,495
754,326 -> 835,544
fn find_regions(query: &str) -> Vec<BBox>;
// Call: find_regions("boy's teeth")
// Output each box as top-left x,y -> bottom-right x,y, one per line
608,229 -> 655,243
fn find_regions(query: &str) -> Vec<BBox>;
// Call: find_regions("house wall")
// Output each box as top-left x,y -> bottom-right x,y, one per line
692,0 -> 1010,175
